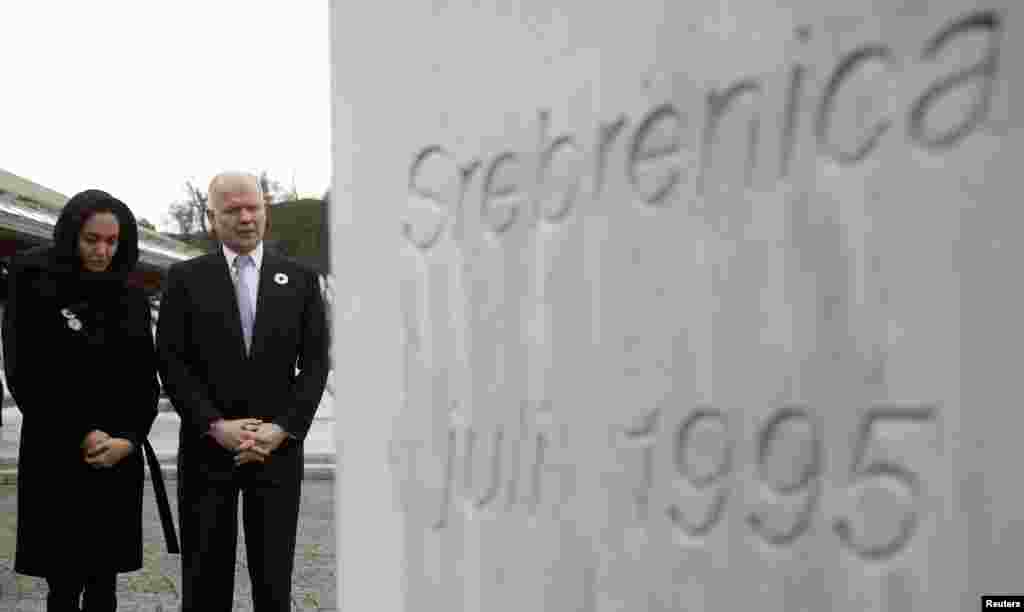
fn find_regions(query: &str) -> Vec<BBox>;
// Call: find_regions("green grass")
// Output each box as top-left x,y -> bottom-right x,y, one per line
0,486 -> 16,564
302,543 -> 322,563
0,487 -> 44,598
122,542 -> 178,594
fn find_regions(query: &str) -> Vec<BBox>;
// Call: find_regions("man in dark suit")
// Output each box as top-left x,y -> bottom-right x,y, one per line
156,171 -> 329,611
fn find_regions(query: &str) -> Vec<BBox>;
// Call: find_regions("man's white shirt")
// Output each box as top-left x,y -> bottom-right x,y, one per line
223,241 -> 263,313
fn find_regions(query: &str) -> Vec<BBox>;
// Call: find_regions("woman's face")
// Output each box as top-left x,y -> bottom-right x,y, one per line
78,212 -> 120,272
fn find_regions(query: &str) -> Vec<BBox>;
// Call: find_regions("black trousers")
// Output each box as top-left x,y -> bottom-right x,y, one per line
178,449 -> 303,612
46,573 -> 116,612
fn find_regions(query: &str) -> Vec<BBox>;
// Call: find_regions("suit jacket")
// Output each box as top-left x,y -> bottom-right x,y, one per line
156,247 -> 329,478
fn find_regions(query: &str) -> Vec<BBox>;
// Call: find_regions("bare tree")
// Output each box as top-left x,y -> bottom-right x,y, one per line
185,180 -> 209,234
164,181 -> 210,236
289,170 -> 299,201
167,201 -> 196,235
259,171 -> 291,205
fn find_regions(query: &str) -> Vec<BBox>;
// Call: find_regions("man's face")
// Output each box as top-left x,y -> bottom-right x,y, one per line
78,211 -> 120,272
209,188 -> 266,254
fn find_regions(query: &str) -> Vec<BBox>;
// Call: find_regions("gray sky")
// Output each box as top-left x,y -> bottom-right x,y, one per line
0,1 -> 331,231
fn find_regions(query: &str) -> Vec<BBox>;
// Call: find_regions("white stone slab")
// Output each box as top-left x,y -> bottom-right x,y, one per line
331,1 -> 1018,610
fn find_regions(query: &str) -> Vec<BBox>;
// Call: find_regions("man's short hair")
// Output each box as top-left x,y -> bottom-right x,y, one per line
208,172 -> 264,212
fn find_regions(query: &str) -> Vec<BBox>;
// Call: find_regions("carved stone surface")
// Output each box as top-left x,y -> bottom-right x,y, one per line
332,1 -> 1019,609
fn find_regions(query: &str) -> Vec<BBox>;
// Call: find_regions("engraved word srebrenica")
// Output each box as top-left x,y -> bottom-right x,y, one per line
403,10 -> 1000,247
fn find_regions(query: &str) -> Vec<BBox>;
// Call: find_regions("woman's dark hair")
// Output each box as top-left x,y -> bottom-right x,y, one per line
50,189 -> 140,276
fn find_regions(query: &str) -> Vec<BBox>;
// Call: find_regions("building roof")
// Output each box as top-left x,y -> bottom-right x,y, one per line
0,168 -> 201,268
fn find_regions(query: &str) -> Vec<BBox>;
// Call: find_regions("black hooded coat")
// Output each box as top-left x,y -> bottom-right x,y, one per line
2,189 -> 161,577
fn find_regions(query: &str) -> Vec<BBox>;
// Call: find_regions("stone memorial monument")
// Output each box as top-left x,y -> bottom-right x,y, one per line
330,1 -> 1018,610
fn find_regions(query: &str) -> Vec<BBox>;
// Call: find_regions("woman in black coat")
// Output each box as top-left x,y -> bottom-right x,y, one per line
3,189 -> 161,611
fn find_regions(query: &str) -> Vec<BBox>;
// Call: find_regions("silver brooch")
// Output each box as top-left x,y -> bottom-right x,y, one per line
274,273 -> 289,285
62,307 -> 83,331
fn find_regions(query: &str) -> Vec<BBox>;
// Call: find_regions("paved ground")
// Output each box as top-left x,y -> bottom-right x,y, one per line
0,479 -> 338,611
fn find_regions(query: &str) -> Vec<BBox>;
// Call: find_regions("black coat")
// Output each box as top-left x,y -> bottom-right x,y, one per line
3,249 -> 160,576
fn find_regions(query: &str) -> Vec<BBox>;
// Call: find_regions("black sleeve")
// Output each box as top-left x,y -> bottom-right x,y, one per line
2,256 -> 32,409
4,260 -> 53,413
110,291 -> 160,449
155,264 -> 222,435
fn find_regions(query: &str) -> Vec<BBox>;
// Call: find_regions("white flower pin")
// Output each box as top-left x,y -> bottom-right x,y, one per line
67,318 -> 83,331
60,308 -> 75,319
274,273 -> 289,285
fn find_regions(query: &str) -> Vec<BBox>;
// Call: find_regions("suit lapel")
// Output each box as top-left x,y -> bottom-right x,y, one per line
206,252 -> 248,361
